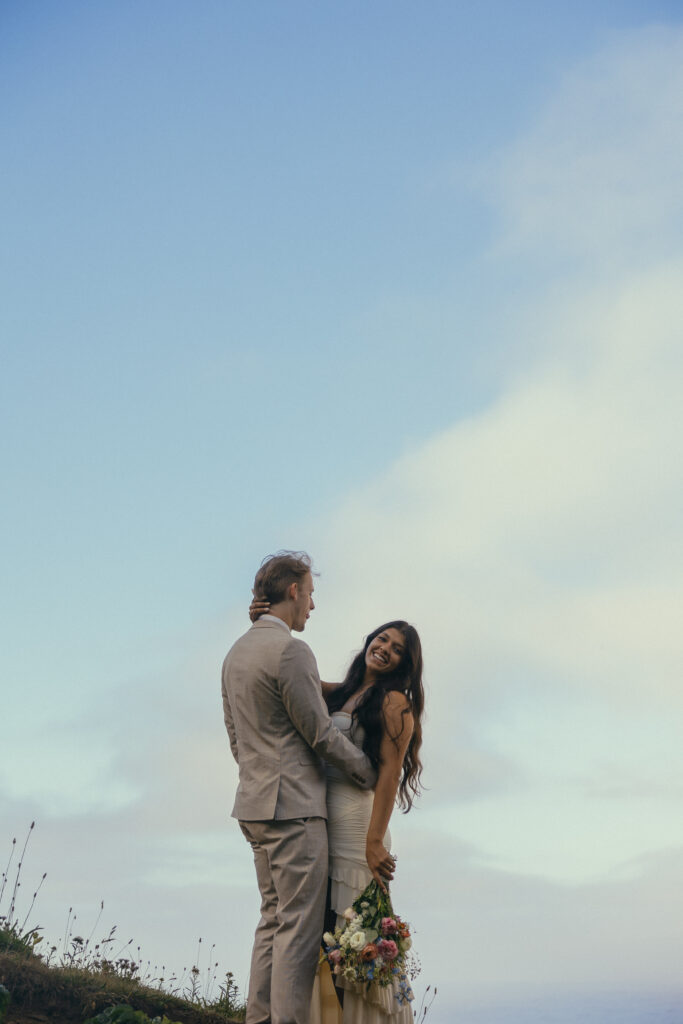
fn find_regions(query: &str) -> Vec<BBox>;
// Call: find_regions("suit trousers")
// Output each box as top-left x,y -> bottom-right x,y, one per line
240,816 -> 328,1024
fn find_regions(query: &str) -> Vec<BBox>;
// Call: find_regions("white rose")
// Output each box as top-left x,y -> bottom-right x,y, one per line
403,937 -> 412,950
349,931 -> 366,950
343,907 -> 355,921
323,932 -> 335,946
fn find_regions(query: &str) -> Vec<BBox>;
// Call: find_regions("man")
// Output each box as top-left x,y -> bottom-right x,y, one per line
221,551 -> 377,1024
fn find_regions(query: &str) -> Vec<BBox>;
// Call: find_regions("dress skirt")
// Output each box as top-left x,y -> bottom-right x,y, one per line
311,713 -> 412,1024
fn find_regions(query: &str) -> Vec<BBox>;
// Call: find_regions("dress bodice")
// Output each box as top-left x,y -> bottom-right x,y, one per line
327,712 -> 367,783
331,710 -> 362,741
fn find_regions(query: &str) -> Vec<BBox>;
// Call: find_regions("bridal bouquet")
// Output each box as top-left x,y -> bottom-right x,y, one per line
320,879 -> 416,1005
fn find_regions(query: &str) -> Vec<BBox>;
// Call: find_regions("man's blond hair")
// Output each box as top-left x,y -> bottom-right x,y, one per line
253,550 -> 315,604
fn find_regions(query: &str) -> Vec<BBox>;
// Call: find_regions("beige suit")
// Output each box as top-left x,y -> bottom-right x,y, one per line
222,617 -> 375,1024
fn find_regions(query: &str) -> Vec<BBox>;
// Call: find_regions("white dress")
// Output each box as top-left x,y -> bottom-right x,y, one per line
311,712 -> 413,1024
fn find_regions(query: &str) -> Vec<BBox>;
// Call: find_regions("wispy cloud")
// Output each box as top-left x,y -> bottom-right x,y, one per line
489,25 -> 683,267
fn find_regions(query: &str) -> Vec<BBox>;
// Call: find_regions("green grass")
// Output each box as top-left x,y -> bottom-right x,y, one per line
0,948 -> 243,1024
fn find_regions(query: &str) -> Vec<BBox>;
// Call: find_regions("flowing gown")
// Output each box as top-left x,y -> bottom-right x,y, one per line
311,712 -> 413,1024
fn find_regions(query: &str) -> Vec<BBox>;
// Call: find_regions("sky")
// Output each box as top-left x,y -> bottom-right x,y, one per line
2,2 -> 683,1021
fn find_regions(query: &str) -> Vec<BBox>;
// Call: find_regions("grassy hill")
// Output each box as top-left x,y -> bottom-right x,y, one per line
0,948 -> 243,1024
1,826 -> 245,1024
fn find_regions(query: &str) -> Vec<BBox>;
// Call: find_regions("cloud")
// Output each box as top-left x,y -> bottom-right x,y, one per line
306,257 -> 683,838
301,24 -> 683,904
488,25 -> 683,267
390,827 -> 683,1012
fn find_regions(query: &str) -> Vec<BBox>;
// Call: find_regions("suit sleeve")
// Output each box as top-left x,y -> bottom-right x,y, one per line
221,666 -> 239,764
278,640 -> 377,789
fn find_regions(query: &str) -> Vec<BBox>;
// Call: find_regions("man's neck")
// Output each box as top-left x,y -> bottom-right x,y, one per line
263,604 -> 294,630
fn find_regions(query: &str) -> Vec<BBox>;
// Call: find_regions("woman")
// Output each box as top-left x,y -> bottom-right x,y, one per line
249,603 -> 424,1024
319,620 -> 424,1024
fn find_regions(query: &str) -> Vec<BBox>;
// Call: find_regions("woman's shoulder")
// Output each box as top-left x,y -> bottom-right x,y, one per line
382,689 -> 412,717
380,690 -> 414,745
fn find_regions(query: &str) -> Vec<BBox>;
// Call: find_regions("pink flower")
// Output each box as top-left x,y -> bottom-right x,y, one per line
381,917 -> 397,935
377,939 -> 399,960
328,949 -> 342,964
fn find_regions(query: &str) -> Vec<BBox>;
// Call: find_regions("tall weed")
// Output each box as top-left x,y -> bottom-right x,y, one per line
0,822 -> 45,955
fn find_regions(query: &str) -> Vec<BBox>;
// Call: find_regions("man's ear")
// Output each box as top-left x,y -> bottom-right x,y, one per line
287,581 -> 298,601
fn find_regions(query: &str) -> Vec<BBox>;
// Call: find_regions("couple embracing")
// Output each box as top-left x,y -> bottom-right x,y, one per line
221,551 -> 424,1024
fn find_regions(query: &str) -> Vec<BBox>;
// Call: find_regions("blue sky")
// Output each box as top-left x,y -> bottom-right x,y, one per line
2,3 -> 683,1021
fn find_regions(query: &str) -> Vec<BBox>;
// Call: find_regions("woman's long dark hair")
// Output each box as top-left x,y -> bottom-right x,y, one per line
327,620 -> 424,812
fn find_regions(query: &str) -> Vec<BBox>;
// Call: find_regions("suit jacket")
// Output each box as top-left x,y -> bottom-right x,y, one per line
221,617 -> 376,820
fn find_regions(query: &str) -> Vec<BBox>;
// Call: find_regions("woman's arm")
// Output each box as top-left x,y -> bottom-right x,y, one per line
365,691 -> 414,890
320,680 -> 341,702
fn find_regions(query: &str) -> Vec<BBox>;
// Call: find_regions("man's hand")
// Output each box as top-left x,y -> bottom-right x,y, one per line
249,597 -> 270,622
366,838 -> 396,893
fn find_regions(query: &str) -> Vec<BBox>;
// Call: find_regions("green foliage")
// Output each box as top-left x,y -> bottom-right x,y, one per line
210,972 -> 245,1019
0,922 -> 43,955
84,1005 -> 182,1024
0,984 -> 10,1024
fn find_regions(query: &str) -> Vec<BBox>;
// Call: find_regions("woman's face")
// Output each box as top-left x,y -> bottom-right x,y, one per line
365,627 -> 406,677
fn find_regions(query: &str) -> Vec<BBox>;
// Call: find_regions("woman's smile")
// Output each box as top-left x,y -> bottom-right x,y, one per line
365,628 -> 406,675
